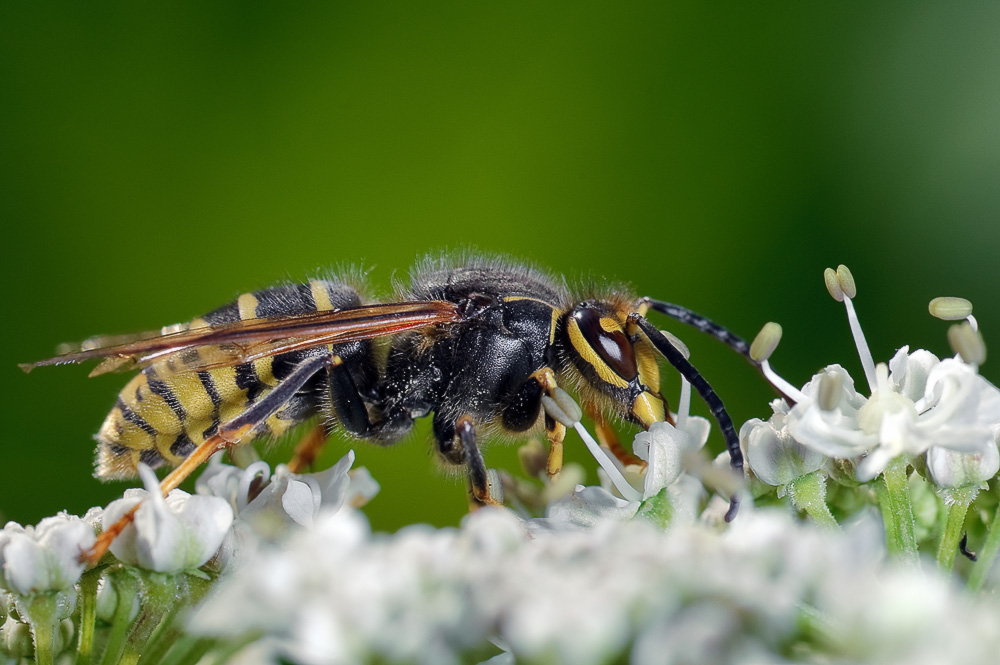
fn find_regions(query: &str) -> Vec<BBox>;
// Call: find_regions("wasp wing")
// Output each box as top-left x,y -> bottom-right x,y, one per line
21,301 -> 461,376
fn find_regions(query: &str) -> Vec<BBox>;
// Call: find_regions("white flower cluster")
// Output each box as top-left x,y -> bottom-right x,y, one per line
191,506 -> 1000,665
743,268 -> 1000,489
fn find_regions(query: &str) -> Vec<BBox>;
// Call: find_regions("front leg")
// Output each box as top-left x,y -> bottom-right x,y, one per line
501,367 -> 567,481
433,414 -> 503,506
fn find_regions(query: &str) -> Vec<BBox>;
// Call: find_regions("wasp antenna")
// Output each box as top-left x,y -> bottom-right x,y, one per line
628,313 -> 744,520
639,298 -> 753,362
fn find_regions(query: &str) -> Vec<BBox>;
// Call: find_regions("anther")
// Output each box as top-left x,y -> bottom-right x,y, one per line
749,322 -> 782,363
836,265 -> 857,299
948,322 -> 987,366
541,387 -> 583,427
660,330 -> 690,359
824,268 -> 844,302
817,370 -> 843,411
929,297 -> 973,321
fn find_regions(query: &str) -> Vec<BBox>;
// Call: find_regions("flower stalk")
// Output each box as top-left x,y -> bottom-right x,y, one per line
75,567 -> 100,665
877,458 -> 918,565
969,501 -> 1000,591
937,489 -> 975,572
786,471 -> 839,529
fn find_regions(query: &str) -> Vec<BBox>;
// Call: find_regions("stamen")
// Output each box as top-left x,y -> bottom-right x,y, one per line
660,330 -> 690,359
573,422 -> 643,502
749,322 -> 782,362
760,360 -> 807,403
835,265 -> 857,299
948,322 -> 987,367
824,268 -> 845,302
929,297 -> 973,321
677,376 -> 692,429
967,315 -> 979,333
817,369 -> 843,411
842,296 -> 877,392
541,388 -> 583,427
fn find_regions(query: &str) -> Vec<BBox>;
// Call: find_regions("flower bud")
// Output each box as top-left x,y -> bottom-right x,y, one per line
0,515 -> 95,596
741,418 -> 825,487
927,444 -> 999,489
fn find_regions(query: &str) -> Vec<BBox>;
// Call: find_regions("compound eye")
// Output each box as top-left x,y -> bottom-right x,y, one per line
569,307 -> 638,385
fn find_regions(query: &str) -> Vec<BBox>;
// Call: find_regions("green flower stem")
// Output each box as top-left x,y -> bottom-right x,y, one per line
877,458 -> 918,565
969,502 -> 1000,592
119,573 -> 182,665
30,607 -> 55,665
786,471 -> 840,529
158,636 -> 217,665
98,570 -> 139,665
936,488 -> 976,572
138,574 -> 213,665
76,568 -> 101,665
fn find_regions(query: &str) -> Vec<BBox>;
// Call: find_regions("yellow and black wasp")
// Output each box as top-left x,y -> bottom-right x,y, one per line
22,254 -> 750,559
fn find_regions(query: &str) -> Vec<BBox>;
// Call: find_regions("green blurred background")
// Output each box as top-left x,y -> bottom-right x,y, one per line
2,3 -> 999,532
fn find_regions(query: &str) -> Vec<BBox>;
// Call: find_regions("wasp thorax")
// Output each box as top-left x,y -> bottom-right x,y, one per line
567,305 -> 638,388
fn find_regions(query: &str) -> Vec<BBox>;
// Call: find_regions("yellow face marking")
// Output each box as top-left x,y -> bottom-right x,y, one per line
632,391 -> 666,428
599,316 -> 622,333
237,292 -> 259,320
635,340 -> 661,392
567,317 -> 629,389
310,280 -> 335,311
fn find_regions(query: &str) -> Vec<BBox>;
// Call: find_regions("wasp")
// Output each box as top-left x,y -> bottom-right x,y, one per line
22,255 -> 749,560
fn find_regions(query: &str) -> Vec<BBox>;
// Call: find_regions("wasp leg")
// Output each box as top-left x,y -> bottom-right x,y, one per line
585,405 -> 646,469
83,353 -> 333,566
500,367 -> 567,481
287,423 -> 328,473
627,313 -> 743,521
432,414 -> 502,506
288,355 -> 373,472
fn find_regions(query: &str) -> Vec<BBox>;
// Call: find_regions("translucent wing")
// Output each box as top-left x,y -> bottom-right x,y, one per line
21,301 -> 461,376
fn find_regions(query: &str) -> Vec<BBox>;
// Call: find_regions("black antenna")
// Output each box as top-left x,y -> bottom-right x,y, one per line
629,313 -> 742,522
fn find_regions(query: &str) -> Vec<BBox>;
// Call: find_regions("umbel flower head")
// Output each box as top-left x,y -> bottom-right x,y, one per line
0,513 -> 95,595
103,464 -> 234,572
750,265 -> 1000,483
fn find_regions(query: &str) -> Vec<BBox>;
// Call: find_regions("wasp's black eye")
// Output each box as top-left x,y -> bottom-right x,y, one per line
568,307 -> 638,386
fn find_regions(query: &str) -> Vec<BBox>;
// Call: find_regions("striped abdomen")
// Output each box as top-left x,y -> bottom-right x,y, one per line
95,280 -> 364,479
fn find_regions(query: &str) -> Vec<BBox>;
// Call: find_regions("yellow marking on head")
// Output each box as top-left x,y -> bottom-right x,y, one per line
599,317 -> 622,333
310,280 -> 335,311
549,308 -> 559,345
635,340 -> 661,393
632,391 -> 666,428
567,317 -> 630,389
238,292 -> 259,320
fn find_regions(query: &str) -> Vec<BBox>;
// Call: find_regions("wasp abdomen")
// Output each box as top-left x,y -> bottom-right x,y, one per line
94,280 -> 364,479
